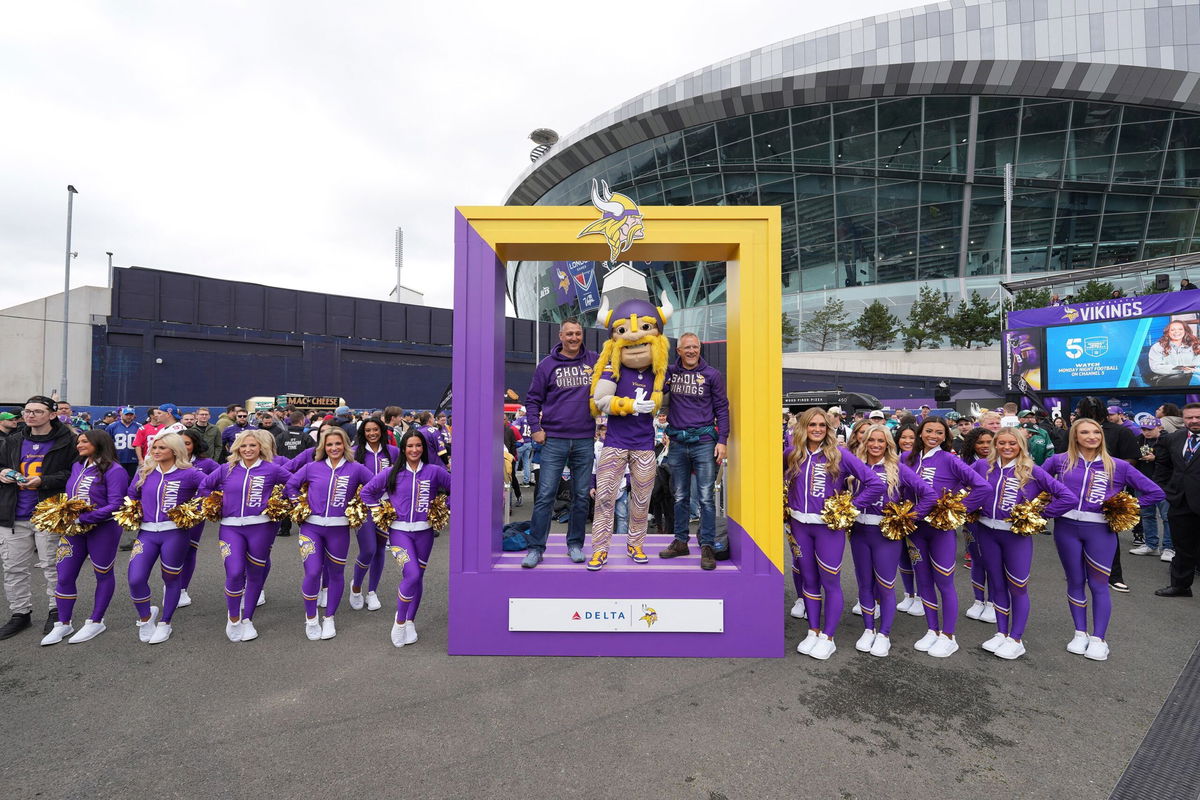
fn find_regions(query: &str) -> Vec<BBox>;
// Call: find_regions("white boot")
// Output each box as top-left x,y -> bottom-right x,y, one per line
907,596 -> 927,617
147,621 -> 173,644
809,633 -> 836,660
68,619 -> 106,643
789,598 -> 807,619
365,591 -> 382,611
850,601 -> 862,616
404,620 -> 417,645
854,629 -> 876,652
136,606 -> 159,643
391,621 -> 406,648
914,628 -> 939,652
176,588 -> 192,608
896,594 -> 915,613
796,629 -> 818,654
226,619 -> 243,642
304,616 -> 321,641
348,591 -> 364,610
869,634 -> 892,657
980,602 -> 997,623
317,588 -> 327,608
964,600 -> 985,620
1066,630 -> 1090,655
40,621 -> 73,646
320,616 -> 337,640
1084,636 -> 1109,661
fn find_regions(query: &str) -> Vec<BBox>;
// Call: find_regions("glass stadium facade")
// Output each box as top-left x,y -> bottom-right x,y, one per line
505,0 -> 1200,350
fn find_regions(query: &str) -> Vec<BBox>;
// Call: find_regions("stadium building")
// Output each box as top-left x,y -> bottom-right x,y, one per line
505,0 -> 1200,353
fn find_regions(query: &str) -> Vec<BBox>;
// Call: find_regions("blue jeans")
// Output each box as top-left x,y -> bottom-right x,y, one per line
1141,499 -> 1173,550
517,441 -> 533,484
668,439 -> 717,547
527,437 -> 595,552
614,486 -> 629,536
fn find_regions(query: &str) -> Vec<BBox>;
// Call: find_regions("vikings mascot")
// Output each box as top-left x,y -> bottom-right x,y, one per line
586,291 -> 673,570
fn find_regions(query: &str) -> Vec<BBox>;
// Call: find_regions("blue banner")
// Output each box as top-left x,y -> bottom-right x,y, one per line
1044,316 -> 1200,390
549,262 -> 576,306
566,260 -> 601,311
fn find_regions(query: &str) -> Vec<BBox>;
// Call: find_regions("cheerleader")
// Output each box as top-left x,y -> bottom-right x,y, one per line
848,424 -> 935,657
126,433 -> 205,644
786,408 -> 883,660
285,427 -> 372,640
360,430 -> 450,648
40,430 -> 131,645
1043,420 -> 1164,660
971,429 -> 1073,659
892,423 -> 925,617
349,418 -> 399,611
904,418 -> 990,658
199,430 -> 291,643
176,429 -> 221,608
960,427 -> 997,623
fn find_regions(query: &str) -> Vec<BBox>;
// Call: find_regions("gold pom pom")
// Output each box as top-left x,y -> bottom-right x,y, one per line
1009,492 -> 1051,537
289,484 -> 312,526
31,494 -> 95,536
926,489 -> 969,531
428,494 -> 450,532
820,491 -> 859,531
1103,491 -> 1140,533
371,499 -> 397,529
880,500 -> 919,541
166,499 -> 206,529
264,484 -> 292,522
113,498 -> 144,532
966,511 -> 981,525
199,491 -> 224,522
345,490 -> 366,529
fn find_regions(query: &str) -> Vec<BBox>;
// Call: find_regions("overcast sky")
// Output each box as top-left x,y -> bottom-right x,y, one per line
1,0 -> 919,313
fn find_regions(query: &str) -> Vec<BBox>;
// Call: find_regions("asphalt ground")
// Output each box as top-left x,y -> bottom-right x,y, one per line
1,510 -> 1196,800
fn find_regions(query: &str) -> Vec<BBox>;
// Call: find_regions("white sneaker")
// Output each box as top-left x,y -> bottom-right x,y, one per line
40,622 -> 73,646
176,588 -> 192,608
256,590 -> 266,607
869,634 -> 892,657
896,594 -> 915,613
1161,549 -> 1175,562
68,619 -> 106,643
851,601 -> 862,616
789,598 -> 807,619
854,629 -> 876,652
304,617 -> 321,641
965,600 -> 985,620
147,622 -> 172,644
797,629 -> 818,655
1066,630 -> 1090,655
914,628 -> 939,652
240,619 -> 259,642
320,616 -> 336,640
907,596 -> 927,617
391,621 -> 406,648
995,637 -> 1026,660
980,602 -> 997,623
809,634 -> 836,660
404,620 -> 417,645
365,591 -> 382,611
928,634 -> 959,658
982,632 -> 1007,652
1084,636 -> 1109,661
137,606 -> 159,642
226,619 -> 243,642
1129,544 -> 1155,556
348,591 -> 364,610
317,588 -> 327,608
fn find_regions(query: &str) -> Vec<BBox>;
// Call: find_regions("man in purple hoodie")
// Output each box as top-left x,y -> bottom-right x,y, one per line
522,319 -> 599,567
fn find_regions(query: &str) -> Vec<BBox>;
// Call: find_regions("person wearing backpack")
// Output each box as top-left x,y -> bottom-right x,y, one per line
274,411 -> 310,537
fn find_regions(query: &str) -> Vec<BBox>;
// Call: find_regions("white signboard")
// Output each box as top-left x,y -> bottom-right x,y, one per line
508,598 -> 723,633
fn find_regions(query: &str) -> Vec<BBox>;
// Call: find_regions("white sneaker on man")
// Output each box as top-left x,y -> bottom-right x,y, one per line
391,621 -> 406,648
1129,544 -> 1155,556
854,629 -> 876,652
68,619 -> 106,643
317,588 -> 327,608
147,622 -> 172,644
896,594 -> 915,613
809,634 -> 836,660
965,600 -> 985,620
1084,636 -> 1109,661
404,620 -> 418,645
240,619 -> 259,642
304,617 -> 321,641
789,598 -> 807,619
907,597 -> 927,617
40,622 -> 73,646
320,617 -> 336,640
1161,549 -> 1175,562
980,602 -> 997,623
869,634 -> 892,657
1066,630 -> 1090,654
995,637 -> 1026,660
176,588 -> 192,608
365,591 -> 382,611
982,632 -> 1007,652
136,606 -> 159,643
914,628 -> 939,652
928,634 -> 959,658
348,591 -> 364,610
851,601 -> 862,616
797,630 -> 818,655
226,619 -> 243,642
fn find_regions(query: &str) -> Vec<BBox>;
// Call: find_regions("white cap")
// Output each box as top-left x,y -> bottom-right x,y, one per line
827,406 -> 843,416
868,410 -> 886,420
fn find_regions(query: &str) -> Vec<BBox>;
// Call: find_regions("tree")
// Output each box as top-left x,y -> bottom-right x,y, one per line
946,291 -> 1000,349
1071,280 -> 1117,303
1010,288 -> 1052,310
798,298 -> 851,351
850,300 -> 900,350
902,284 -> 951,352
781,312 -> 799,346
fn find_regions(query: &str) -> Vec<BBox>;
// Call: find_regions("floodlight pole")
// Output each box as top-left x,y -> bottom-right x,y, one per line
61,185 -> 78,401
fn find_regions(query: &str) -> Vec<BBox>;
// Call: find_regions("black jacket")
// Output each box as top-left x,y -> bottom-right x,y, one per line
0,418 -> 78,527
1153,430 -> 1200,516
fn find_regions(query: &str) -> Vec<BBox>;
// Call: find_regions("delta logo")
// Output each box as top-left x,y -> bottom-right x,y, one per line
570,609 -> 627,621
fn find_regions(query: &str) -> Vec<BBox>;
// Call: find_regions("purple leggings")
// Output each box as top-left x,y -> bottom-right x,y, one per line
1053,518 -> 1116,639
299,523 -> 350,618
849,523 -> 902,636
388,528 -> 435,624
179,522 -> 205,591
898,545 -> 916,596
350,519 -> 387,594
908,522 -> 959,635
788,520 -> 846,637
975,526 -> 1033,639
964,522 -> 989,603
128,528 -> 190,624
219,522 -> 277,621
55,521 -> 121,624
